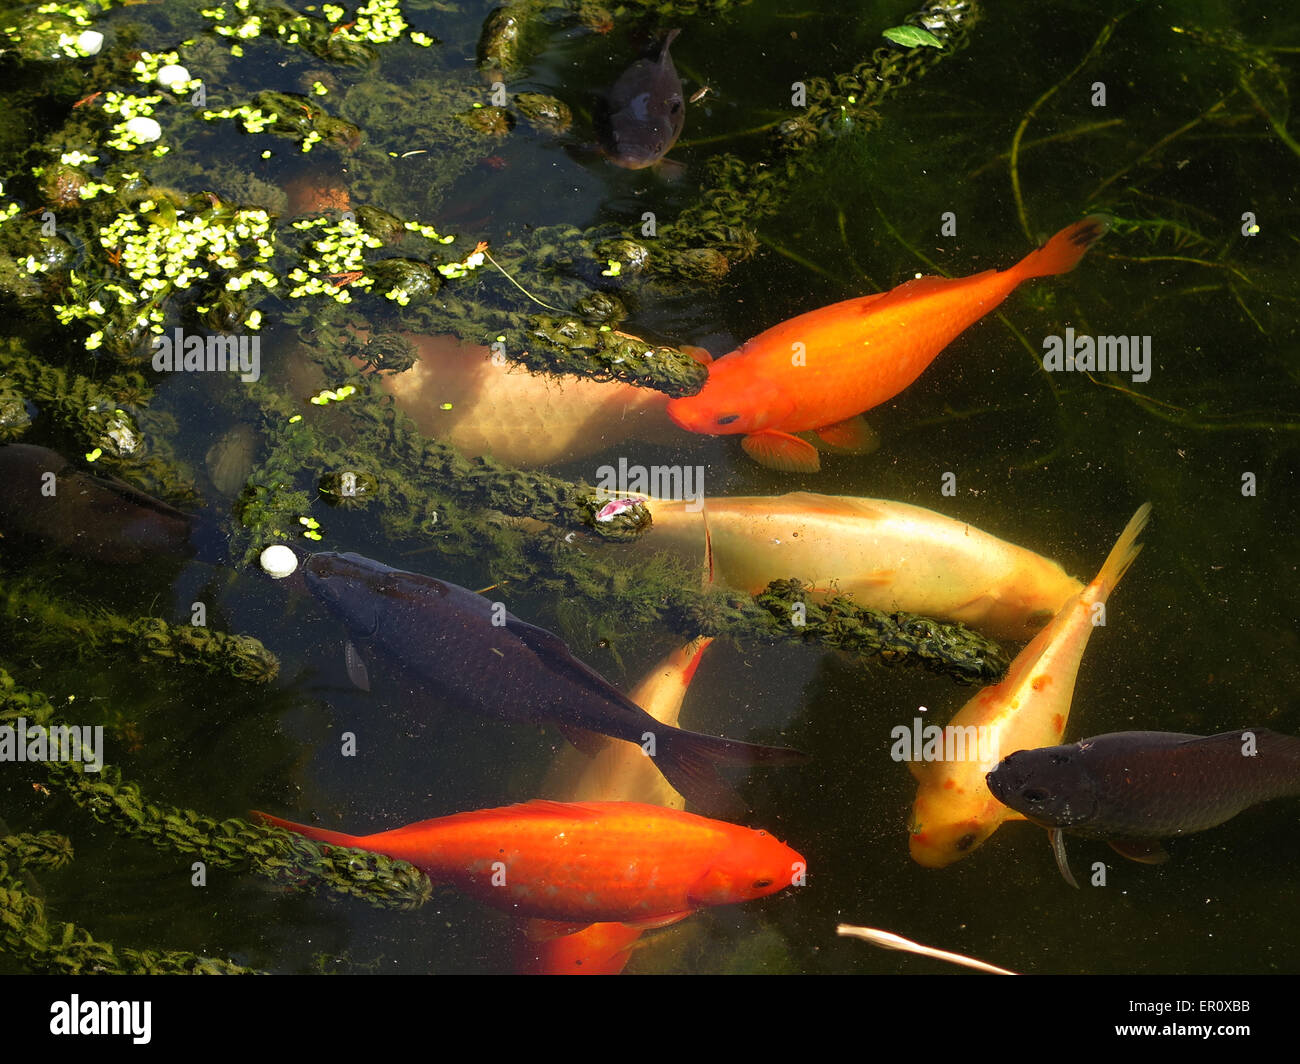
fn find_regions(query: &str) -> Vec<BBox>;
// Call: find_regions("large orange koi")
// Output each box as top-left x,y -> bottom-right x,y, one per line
258,800 -> 803,927
522,636 -> 716,974
666,217 -> 1109,472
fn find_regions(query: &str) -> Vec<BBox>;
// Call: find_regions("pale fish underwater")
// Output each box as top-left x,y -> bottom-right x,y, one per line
907,503 -> 1151,868
639,491 -> 1084,640
368,333 -> 683,466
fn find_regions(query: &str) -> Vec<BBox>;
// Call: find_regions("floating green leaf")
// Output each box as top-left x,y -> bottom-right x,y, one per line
883,26 -> 946,49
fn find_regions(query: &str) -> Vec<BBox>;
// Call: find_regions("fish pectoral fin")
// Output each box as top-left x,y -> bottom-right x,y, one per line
741,431 -> 821,473
1049,828 -> 1080,889
1107,838 -> 1170,865
814,416 -> 880,454
622,910 -> 694,932
344,641 -> 370,691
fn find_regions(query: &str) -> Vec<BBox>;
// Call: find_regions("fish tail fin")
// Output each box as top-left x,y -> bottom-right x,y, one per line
652,728 -> 808,818
253,810 -> 361,850
1092,502 -> 1152,601
677,636 -> 715,687
1012,214 -> 1110,280
660,28 -> 682,55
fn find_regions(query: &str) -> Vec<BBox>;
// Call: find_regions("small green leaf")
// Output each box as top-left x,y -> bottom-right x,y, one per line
882,26 -> 945,49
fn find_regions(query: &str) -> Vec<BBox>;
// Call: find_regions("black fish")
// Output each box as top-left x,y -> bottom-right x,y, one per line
596,29 -> 685,170
0,443 -> 191,564
303,551 -> 805,816
986,729 -> 1300,886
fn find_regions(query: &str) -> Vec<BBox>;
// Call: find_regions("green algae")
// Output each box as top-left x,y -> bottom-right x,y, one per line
0,577 -> 280,683
0,832 -> 260,974
0,669 -> 432,926
0,0 -> 1080,975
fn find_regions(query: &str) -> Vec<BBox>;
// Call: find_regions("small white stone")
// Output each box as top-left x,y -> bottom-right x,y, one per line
156,64 -> 190,90
124,116 -> 162,142
260,544 -> 298,578
76,31 -> 104,56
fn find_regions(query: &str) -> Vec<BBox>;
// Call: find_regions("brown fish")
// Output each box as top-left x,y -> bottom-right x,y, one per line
597,30 -> 685,170
302,551 -> 805,817
0,443 -> 191,563
987,728 -> 1300,885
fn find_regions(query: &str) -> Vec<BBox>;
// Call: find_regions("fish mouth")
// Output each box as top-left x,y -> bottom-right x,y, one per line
983,762 -> 1019,802
664,397 -> 698,431
665,397 -> 729,435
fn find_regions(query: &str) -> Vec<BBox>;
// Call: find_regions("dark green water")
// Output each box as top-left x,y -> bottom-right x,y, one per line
2,0 -> 1298,975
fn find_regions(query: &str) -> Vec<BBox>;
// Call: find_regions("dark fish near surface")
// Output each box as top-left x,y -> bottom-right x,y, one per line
986,729 -> 1300,886
0,443 -> 191,564
303,551 -> 805,816
597,30 -> 685,169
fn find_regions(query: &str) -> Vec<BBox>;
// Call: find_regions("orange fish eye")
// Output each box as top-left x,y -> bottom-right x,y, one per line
752,878 -> 773,889
955,832 -> 977,851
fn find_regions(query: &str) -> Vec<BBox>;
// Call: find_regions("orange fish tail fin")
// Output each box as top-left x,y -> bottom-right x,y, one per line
678,636 -> 715,686
654,728 -> 807,818
253,810 -> 361,850
1012,214 -> 1110,280
1092,502 -> 1152,601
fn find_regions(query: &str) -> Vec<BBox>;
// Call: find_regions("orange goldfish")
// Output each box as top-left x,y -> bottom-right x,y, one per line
666,216 -> 1110,472
257,799 -> 803,926
524,636 -> 714,973
907,503 -> 1150,868
641,492 -> 1082,639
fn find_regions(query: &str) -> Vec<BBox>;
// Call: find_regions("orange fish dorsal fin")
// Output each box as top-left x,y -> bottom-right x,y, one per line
742,431 -> 820,473
863,272 -> 991,311
814,415 -> 879,454
487,799 -> 617,821
381,799 -> 614,839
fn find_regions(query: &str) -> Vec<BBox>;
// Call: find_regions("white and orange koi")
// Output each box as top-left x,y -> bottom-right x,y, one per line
907,504 -> 1151,868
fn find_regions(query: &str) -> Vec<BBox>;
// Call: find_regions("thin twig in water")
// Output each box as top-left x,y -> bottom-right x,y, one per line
968,119 -> 1122,180
1008,11 -> 1129,238
755,231 -> 850,286
1089,95 -> 1234,199
837,924 -> 1017,975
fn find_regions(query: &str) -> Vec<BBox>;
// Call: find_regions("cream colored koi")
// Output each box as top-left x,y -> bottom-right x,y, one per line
907,504 -> 1151,868
641,492 -> 1084,640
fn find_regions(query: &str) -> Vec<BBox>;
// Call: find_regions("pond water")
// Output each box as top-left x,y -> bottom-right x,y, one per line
1,0 -> 1297,976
